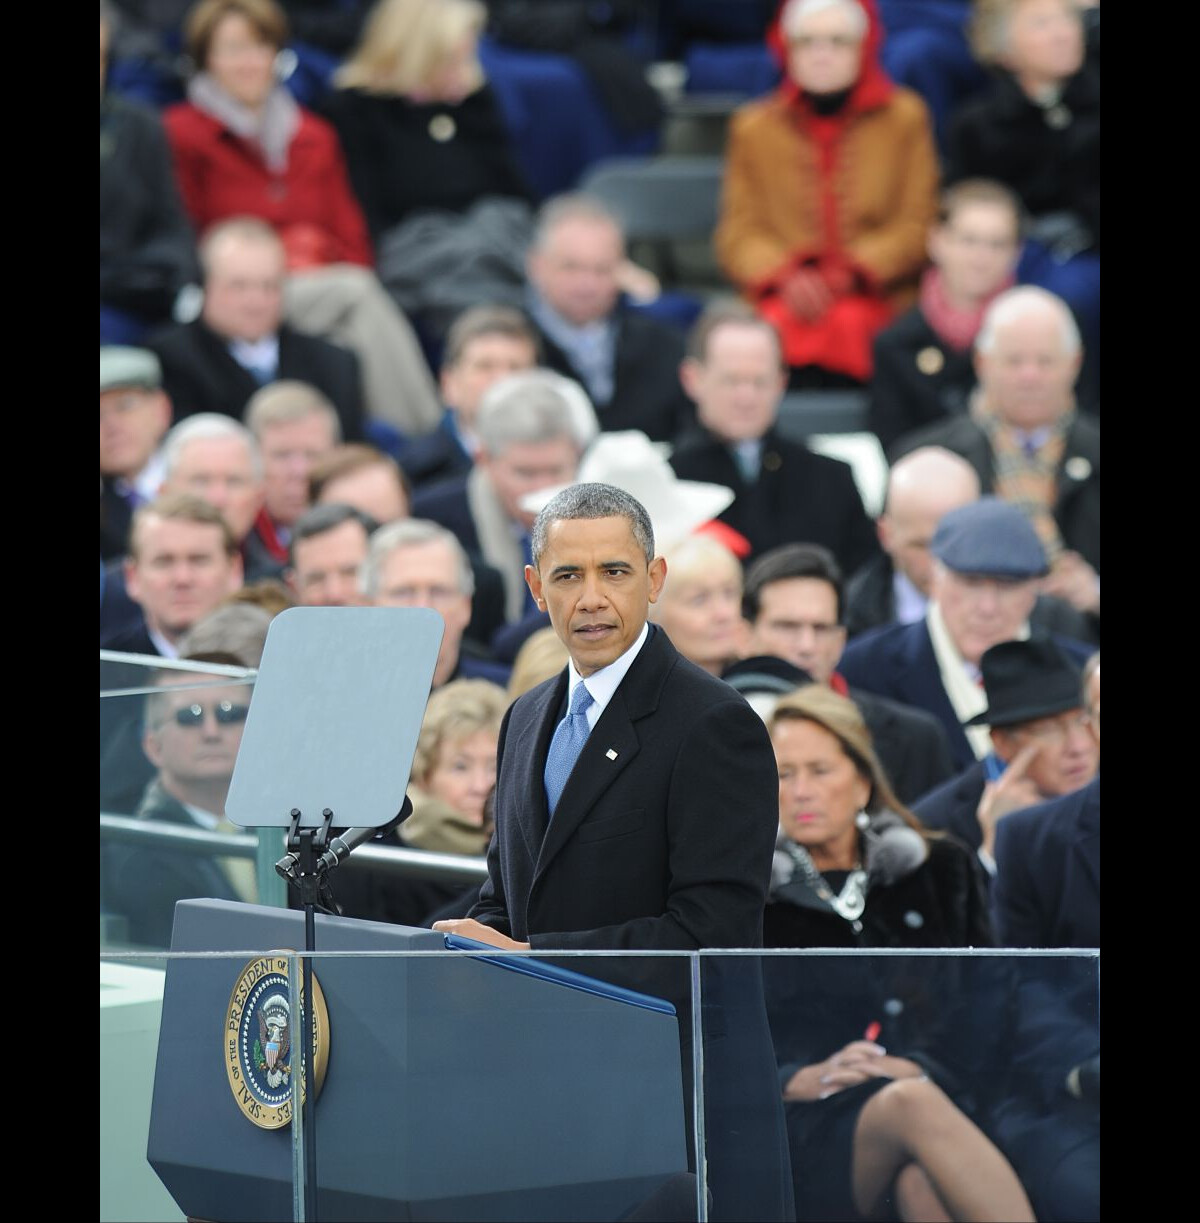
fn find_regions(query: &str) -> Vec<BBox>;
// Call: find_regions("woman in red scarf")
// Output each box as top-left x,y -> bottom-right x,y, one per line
716,0 -> 939,386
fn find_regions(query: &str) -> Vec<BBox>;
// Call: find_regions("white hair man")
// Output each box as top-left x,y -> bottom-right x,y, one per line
888,285 -> 1099,616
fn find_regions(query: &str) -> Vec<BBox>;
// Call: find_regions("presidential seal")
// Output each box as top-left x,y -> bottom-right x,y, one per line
225,955 -> 330,1129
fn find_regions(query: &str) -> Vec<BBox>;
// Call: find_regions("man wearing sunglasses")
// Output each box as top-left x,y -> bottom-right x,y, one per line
103,662 -> 255,948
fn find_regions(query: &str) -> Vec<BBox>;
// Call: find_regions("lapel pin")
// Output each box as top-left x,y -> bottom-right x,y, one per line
605,748 -> 618,760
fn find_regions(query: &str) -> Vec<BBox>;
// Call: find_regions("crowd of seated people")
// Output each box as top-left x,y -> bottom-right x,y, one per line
102,2 -> 1099,1216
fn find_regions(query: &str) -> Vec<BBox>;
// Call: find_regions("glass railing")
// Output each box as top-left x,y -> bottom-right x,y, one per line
101,652 -> 490,953
101,930 -> 1099,1223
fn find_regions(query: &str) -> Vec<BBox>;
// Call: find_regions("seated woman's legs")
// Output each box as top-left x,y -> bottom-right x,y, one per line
850,1077 -> 1035,1222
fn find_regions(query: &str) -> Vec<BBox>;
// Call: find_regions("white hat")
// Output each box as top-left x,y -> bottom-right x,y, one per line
519,430 -> 735,555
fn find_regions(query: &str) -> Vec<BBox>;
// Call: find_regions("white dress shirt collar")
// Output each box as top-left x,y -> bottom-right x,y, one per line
565,622 -> 650,730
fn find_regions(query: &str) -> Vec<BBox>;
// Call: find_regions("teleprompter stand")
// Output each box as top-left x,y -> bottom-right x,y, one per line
221,606 -> 444,1222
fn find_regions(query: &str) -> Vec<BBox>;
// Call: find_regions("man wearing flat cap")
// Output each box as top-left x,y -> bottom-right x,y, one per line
912,637 -> 1098,876
839,497 -> 1092,769
100,346 -> 172,562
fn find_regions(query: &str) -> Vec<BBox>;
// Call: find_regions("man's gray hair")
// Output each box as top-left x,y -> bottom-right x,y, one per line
531,192 -> 625,252
530,483 -> 655,569
163,412 -> 264,482
476,370 -> 584,457
243,380 -> 341,442
976,285 -> 1082,358
360,518 -> 475,599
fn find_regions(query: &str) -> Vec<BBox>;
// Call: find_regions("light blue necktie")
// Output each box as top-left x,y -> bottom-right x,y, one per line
543,683 -> 594,816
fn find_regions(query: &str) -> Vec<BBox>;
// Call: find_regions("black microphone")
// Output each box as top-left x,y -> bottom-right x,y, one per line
275,796 -> 413,882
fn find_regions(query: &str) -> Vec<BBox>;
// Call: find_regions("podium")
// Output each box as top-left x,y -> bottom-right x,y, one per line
147,900 -> 690,1222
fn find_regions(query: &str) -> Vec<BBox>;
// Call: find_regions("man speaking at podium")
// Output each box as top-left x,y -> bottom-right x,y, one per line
435,483 -> 792,1221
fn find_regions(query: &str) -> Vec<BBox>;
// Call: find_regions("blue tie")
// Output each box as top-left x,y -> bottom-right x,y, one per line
544,683 -> 594,816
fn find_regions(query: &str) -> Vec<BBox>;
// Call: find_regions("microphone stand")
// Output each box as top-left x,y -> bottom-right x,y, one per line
277,806 -> 334,1223
273,797 -> 412,1221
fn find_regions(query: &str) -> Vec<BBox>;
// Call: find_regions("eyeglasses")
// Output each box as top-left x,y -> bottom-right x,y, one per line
789,34 -> 860,50
173,701 -> 250,728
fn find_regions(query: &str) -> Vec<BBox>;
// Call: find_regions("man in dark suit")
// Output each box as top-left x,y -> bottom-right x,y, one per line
737,542 -> 957,805
913,638 -> 1098,875
845,445 -> 1099,644
887,285 -> 1099,620
100,345 -> 172,563
100,493 -> 247,813
669,299 -> 879,572
525,193 -> 695,445
362,518 -> 511,689
435,483 -> 792,1222
399,304 -> 540,492
991,651 -> 1100,948
840,498 -> 1092,771
148,217 -> 366,442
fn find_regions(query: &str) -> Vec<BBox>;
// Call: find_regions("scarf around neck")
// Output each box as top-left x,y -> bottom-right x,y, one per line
187,71 -> 300,174
919,266 -> 1016,353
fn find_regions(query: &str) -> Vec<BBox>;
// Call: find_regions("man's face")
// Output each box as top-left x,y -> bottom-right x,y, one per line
480,437 -> 579,529
749,578 -> 846,685
878,489 -> 974,596
1003,0 -> 1084,84
100,386 -> 171,479
440,334 -> 538,432
528,217 -> 624,327
928,201 -> 1021,305
993,706 -> 1098,798
373,540 -> 472,686
165,436 -> 263,541
931,565 -> 1038,665
125,517 -> 244,640
975,306 -> 1082,431
143,677 -> 249,791
681,323 -> 785,444
202,236 -> 286,342
289,519 -> 369,607
526,516 -> 666,678
316,462 -> 409,526
655,562 -> 746,674
258,414 -> 336,527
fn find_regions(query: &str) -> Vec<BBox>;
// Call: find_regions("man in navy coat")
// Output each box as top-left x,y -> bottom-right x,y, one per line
839,497 -> 1092,770
435,482 -> 792,1221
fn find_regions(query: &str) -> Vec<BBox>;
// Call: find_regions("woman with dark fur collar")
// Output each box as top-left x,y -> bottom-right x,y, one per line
761,685 -> 1033,1221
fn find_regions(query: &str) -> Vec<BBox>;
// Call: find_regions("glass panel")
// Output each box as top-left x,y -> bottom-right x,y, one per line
101,936 -> 702,1223
701,949 -> 1100,1223
101,653 -> 277,952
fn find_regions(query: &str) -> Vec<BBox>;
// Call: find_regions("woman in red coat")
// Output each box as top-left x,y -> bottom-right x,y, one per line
163,0 -> 442,439
716,0 -> 940,387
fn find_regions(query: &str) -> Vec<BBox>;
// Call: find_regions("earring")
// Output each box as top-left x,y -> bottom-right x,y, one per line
855,810 -> 870,830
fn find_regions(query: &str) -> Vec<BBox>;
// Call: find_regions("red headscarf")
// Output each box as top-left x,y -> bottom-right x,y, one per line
767,0 -> 894,117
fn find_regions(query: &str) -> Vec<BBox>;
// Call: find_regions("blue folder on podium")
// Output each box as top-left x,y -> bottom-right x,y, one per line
147,900 -> 690,1222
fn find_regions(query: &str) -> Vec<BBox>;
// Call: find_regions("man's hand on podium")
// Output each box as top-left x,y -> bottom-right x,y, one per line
433,918 -> 531,950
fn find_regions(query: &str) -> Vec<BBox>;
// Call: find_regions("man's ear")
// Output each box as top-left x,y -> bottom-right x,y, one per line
142,726 -> 165,770
679,356 -> 703,405
525,563 -> 545,611
647,556 -> 667,604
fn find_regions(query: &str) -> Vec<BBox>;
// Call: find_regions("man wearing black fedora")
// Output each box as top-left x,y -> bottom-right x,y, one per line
911,636 -> 1099,874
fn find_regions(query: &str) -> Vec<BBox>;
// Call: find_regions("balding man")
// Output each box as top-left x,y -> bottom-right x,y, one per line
888,285 -> 1099,616
846,446 -> 1097,644
148,217 -> 365,440
525,193 -> 695,444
